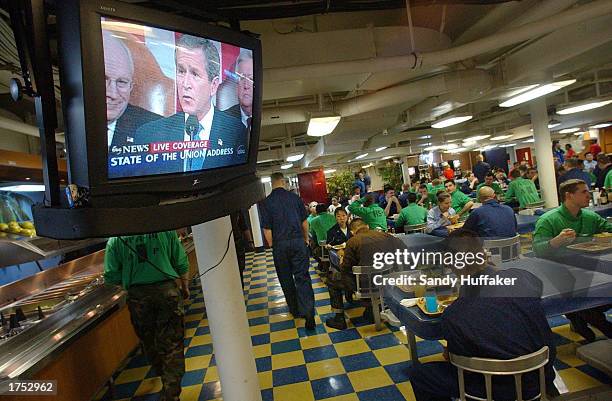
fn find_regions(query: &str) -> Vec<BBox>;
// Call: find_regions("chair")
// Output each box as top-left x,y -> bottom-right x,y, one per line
483,234 -> 521,265
352,263 -> 395,331
449,346 -> 550,401
404,223 -> 427,234
524,201 -> 545,210
576,339 -> 612,377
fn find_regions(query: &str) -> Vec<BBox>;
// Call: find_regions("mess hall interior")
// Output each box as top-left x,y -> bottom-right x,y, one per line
0,0 -> 611,400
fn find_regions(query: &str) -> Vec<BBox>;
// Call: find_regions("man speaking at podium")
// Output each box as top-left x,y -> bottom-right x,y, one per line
135,34 -> 246,174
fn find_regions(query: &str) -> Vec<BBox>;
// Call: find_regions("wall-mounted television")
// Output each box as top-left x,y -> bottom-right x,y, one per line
57,0 -> 262,206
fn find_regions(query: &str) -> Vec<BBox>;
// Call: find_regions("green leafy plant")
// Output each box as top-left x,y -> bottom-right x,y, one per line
378,162 -> 403,192
326,169 -> 355,195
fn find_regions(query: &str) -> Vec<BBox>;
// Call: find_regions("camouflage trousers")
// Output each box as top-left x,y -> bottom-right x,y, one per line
127,280 -> 185,401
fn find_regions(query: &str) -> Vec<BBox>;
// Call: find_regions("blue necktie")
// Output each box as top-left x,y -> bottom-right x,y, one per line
185,116 -> 202,171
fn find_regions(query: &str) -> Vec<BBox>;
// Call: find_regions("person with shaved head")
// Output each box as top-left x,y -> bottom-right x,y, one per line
463,185 -> 517,239
103,32 -> 161,152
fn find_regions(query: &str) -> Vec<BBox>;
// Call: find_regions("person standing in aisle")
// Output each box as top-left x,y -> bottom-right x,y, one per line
260,172 -> 316,330
104,231 -> 190,401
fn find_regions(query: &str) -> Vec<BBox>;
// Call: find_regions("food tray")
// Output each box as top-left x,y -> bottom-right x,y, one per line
331,244 -> 346,250
416,296 -> 457,317
566,242 -> 612,253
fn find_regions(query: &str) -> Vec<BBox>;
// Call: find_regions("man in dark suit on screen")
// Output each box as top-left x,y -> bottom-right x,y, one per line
135,34 -> 247,175
226,49 -> 253,129
104,33 -> 161,178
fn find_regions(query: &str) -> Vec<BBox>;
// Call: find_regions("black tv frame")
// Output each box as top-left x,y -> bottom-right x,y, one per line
56,0 -> 262,201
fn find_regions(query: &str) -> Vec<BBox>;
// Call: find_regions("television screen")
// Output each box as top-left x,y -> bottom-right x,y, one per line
102,17 -> 252,179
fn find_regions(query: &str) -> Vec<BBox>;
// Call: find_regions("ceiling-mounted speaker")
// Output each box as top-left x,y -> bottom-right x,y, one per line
9,78 -> 23,102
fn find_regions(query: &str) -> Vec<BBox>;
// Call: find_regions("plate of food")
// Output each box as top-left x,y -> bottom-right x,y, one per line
331,243 -> 346,250
567,241 -> 612,253
593,232 -> 612,245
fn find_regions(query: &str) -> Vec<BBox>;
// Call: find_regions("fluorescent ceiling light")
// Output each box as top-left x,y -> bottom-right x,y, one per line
476,145 -> 498,152
558,127 -> 580,134
307,115 -> 341,137
446,139 -> 461,143
548,120 -> 561,129
423,145 -> 442,151
0,184 -> 46,192
499,143 -> 516,148
504,84 -> 539,98
499,79 -> 576,107
281,163 -> 293,170
573,131 -> 586,136
362,163 -> 374,168
444,143 -> 459,149
465,135 -> 491,142
286,153 -> 304,162
431,115 -> 473,129
381,156 -> 393,160
557,99 -> 612,115
375,146 -> 388,152
323,169 -> 336,174
354,153 -> 369,160
257,158 -> 276,164
490,135 -> 513,141
589,122 -> 612,129
522,138 -> 535,143
444,147 -> 467,153
260,177 -> 271,183
418,135 -> 432,139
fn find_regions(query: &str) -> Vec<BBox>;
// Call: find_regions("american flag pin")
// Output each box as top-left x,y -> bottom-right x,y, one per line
218,138 -> 223,146
127,136 -> 134,143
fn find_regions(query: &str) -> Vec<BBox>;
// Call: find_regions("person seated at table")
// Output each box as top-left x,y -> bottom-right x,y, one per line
476,173 -> 503,196
428,178 -> 446,195
379,185 -> 403,217
559,157 -> 592,188
444,179 -> 474,219
307,201 -> 318,226
533,179 -> 612,342
398,182 -> 416,207
310,203 -> 337,269
409,229 -> 559,401
326,208 -> 352,247
527,167 -> 540,190
348,193 -> 388,231
504,168 -> 541,209
426,192 -> 459,237
395,192 -> 427,233
325,219 -> 407,330
416,184 -> 437,209
463,186 -> 517,239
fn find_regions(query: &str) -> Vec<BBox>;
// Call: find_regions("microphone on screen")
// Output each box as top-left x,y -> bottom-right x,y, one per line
185,115 -> 199,140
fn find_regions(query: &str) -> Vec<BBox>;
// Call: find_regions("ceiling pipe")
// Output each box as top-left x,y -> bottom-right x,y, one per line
263,0 -> 612,83
0,116 -> 64,143
262,69 -> 491,126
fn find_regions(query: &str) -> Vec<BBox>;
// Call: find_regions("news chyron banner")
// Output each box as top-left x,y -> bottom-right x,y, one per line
102,17 -> 253,178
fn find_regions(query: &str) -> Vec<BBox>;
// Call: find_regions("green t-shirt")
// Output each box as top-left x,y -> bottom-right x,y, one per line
604,169 -> 612,189
427,184 -> 446,196
450,189 -> 472,212
104,231 -> 189,289
505,177 -> 540,208
396,203 -> 428,228
533,204 -> 612,257
348,198 -> 388,231
309,212 -> 337,243
476,182 -> 503,195
307,214 -> 316,226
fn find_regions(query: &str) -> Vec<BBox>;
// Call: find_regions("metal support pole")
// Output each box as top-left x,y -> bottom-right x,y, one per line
530,98 -> 558,208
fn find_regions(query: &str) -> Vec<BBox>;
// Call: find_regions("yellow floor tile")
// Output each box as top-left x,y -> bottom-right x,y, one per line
312,282 -> 326,289
204,366 -> 219,382
198,319 -> 209,327
347,366 -> 393,392
315,292 -> 329,300
333,339 -> 371,356
273,381 -> 315,401
558,368 -> 602,392
357,324 -> 391,338
345,307 -> 366,318
248,298 -> 268,306
306,358 -> 346,380
114,366 -> 150,385
247,309 -> 268,318
397,382 -> 417,401
180,384 -> 202,401
189,302 -> 205,309
184,313 -> 203,322
271,350 -> 305,369
324,394 -> 360,401
553,324 -> 585,343
300,333 -> 332,349
556,343 -> 585,367
258,371 -> 273,389
373,345 -> 412,365
394,331 -> 407,343
185,328 -> 197,338
270,328 -> 299,342
190,334 -> 212,347
249,324 -> 270,336
134,377 -> 162,396
316,305 -> 332,315
185,355 -> 212,371
419,353 -> 446,363
252,343 -> 272,358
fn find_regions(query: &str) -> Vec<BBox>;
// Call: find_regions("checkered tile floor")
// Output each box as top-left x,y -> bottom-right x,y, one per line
96,249 -> 611,401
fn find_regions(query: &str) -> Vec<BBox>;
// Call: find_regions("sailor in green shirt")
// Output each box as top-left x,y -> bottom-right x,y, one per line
444,180 -> 474,218
416,184 -> 437,209
476,173 -> 503,195
533,179 -> 612,258
307,201 -> 318,226
604,169 -> 612,189
104,231 -> 190,400
348,193 -> 388,231
427,178 -> 446,197
310,204 -> 338,244
396,192 -> 428,229
505,169 -> 541,208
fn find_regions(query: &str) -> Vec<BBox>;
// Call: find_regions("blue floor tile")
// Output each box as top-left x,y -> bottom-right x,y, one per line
251,333 -> 271,346
269,305 -> 290,315
364,333 -> 401,350
314,287 -> 329,294
126,353 -> 150,369
188,307 -> 206,315
113,381 -> 140,399
315,298 -> 331,307
247,302 -> 269,312
271,339 -> 301,354
181,369 -> 206,387
256,356 -> 272,372
383,361 -> 412,383
250,282 -> 267,289
272,365 -> 309,386
547,315 -> 569,328
185,320 -> 200,329
199,381 -> 223,400
248,316 -> 269,326
416,340 -> 444,357
357,385 -> 406,401
248,291 -> 269,299
576,364 -> 612,385
303,345 -> 338,363
340,352 -> 380,372
261,388 -> 273,401
553,359 -> 570,371
298,324 -> 327,337
132,394 -> 160,401
329,328 -> 361,343
183,338 -> 192,348
311,374 -> 354,400
185,344 -> 214,358
195,326 -> 210,336
270,320 -> 296,332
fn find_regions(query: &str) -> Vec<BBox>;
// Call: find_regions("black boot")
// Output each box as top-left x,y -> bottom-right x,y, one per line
305,315 -> 316,330
362,305 -> 374,323
325,313 -> 347,330
345,291 -> 354,304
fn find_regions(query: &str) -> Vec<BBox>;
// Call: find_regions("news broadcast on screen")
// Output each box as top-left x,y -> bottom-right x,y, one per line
102,17 -> 253,179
